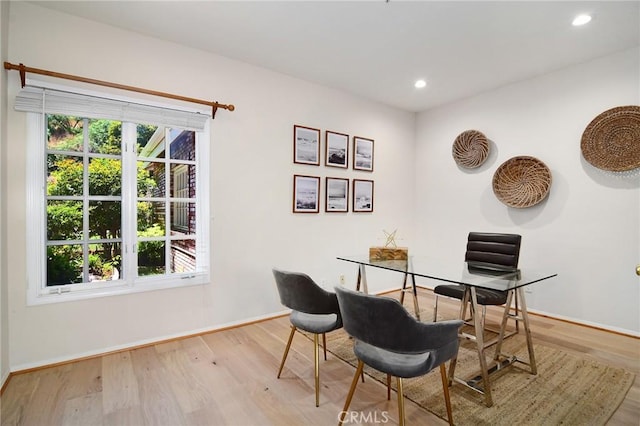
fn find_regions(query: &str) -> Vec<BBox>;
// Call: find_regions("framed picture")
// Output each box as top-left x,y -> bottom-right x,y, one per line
353,179 -> 374,212
325,177 -> 349,212
325,130 -> 349,168
293,175 -> 320,213
353,136 -> 374,171
294,125 -> 320,165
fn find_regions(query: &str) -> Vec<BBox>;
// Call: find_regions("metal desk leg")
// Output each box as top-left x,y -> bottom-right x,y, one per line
493,288 -> 537,375
410,274 -> 420,320
517,287 -> 537,374
399,272 -> 420,320
448,287 -> 493,406
447,287 -> 471,385
469,287 -> 493,407
494,289 -> 515,359
355,264 -> 368,294
399,272 -> 408,304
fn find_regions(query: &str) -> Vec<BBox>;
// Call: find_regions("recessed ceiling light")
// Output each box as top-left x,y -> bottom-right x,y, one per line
414,79 -> 427,89
572,14 -> 592,26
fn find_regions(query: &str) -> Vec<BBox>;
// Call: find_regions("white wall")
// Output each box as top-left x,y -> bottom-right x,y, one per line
4,2 -> 416,369
4,2 -> 638,372
414,47 -> 640,334
0,0 -> 10,387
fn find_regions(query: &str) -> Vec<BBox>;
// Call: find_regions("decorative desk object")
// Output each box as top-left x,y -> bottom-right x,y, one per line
581,105 -> 640,172
452,129 -> 490,168
492,156 -> 552,208
369,229 -> 408,261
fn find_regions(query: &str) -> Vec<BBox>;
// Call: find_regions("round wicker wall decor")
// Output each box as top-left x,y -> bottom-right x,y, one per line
492,156 -> 552,208
581,105 -> 640,172
452,130 -> 489,168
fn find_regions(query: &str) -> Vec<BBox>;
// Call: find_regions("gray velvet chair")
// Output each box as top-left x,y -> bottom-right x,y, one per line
335,286 -> 462,426
272,268 -> 343,407
433,232 -> 522,332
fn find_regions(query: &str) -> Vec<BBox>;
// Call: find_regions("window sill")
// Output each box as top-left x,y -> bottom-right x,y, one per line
27,273 -> 209,306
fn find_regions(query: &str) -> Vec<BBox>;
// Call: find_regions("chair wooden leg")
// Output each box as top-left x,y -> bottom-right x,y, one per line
277,325 -> 296,378
440,364 -> 454,425
386,374 -> 391,400
396,377 -> 405,426
338,360 -> 365,426
314,333 -> 320,407
322,333 -> 327,361
433,295 -> 439,322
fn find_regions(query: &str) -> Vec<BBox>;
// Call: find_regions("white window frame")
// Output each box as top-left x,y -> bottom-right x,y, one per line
173,164 -> 190,231
23,82 -> 210,305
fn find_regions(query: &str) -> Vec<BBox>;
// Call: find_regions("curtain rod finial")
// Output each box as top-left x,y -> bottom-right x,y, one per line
227,104 -> 235,112
18,63 -> 26,88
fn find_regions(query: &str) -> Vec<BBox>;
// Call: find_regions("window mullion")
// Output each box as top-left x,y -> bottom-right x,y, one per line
164,128 -> 171,275
121,122 -> 138,285
82,118 -> 90,283
195,125 -> 209,273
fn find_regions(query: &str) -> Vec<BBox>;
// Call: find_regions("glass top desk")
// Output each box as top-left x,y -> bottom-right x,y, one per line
336,255 -> 558,407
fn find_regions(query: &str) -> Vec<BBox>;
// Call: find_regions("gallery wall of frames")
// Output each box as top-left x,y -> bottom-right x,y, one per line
293,124 -> 374,214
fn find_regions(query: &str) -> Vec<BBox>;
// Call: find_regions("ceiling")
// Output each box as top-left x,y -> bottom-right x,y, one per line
30,1 -> 640,112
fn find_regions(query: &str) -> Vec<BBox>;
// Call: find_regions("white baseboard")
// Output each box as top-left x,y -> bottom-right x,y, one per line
10,309 -> 289,373
8,290 -> 638,375
525,307 -> 640,338
1,369 -> 10,392
416,284 -> 640,338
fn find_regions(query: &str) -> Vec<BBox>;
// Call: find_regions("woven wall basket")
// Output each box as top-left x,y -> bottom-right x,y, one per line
452,130 -> 489,168
581,105 -> 640,172
493,156 -> 552,208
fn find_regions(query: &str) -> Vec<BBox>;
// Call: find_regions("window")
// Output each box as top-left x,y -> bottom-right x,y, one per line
46,116 -> 125,285
172,166 -> 190,231
21,84 -> 210,304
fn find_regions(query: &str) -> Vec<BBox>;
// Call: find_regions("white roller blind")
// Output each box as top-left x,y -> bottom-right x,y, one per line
14,86 -> 210,131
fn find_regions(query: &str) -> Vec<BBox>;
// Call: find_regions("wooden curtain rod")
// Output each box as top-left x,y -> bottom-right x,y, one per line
4,61 -> 235,118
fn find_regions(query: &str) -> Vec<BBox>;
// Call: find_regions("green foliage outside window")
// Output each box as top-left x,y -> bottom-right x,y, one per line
46,115 -> 160,285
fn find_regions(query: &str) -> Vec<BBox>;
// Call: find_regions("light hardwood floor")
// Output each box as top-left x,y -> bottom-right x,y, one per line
1,288 -> 638,426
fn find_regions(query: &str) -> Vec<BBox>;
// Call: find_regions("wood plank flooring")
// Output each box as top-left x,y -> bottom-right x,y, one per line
1,288 -> 638,425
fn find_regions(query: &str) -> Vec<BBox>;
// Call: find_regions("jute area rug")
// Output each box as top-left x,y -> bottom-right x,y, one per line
314,318 -> 634,425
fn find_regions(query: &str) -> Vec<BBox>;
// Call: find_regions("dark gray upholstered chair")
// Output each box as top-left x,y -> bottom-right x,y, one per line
335,286 -> 462,426
272,268 -> 343,407
433,232 -> 522,331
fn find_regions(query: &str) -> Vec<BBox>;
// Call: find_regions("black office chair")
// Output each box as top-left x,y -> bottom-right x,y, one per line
272,268 -> 343,407
335,286 -> 462,426
433,232 -> 522,333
